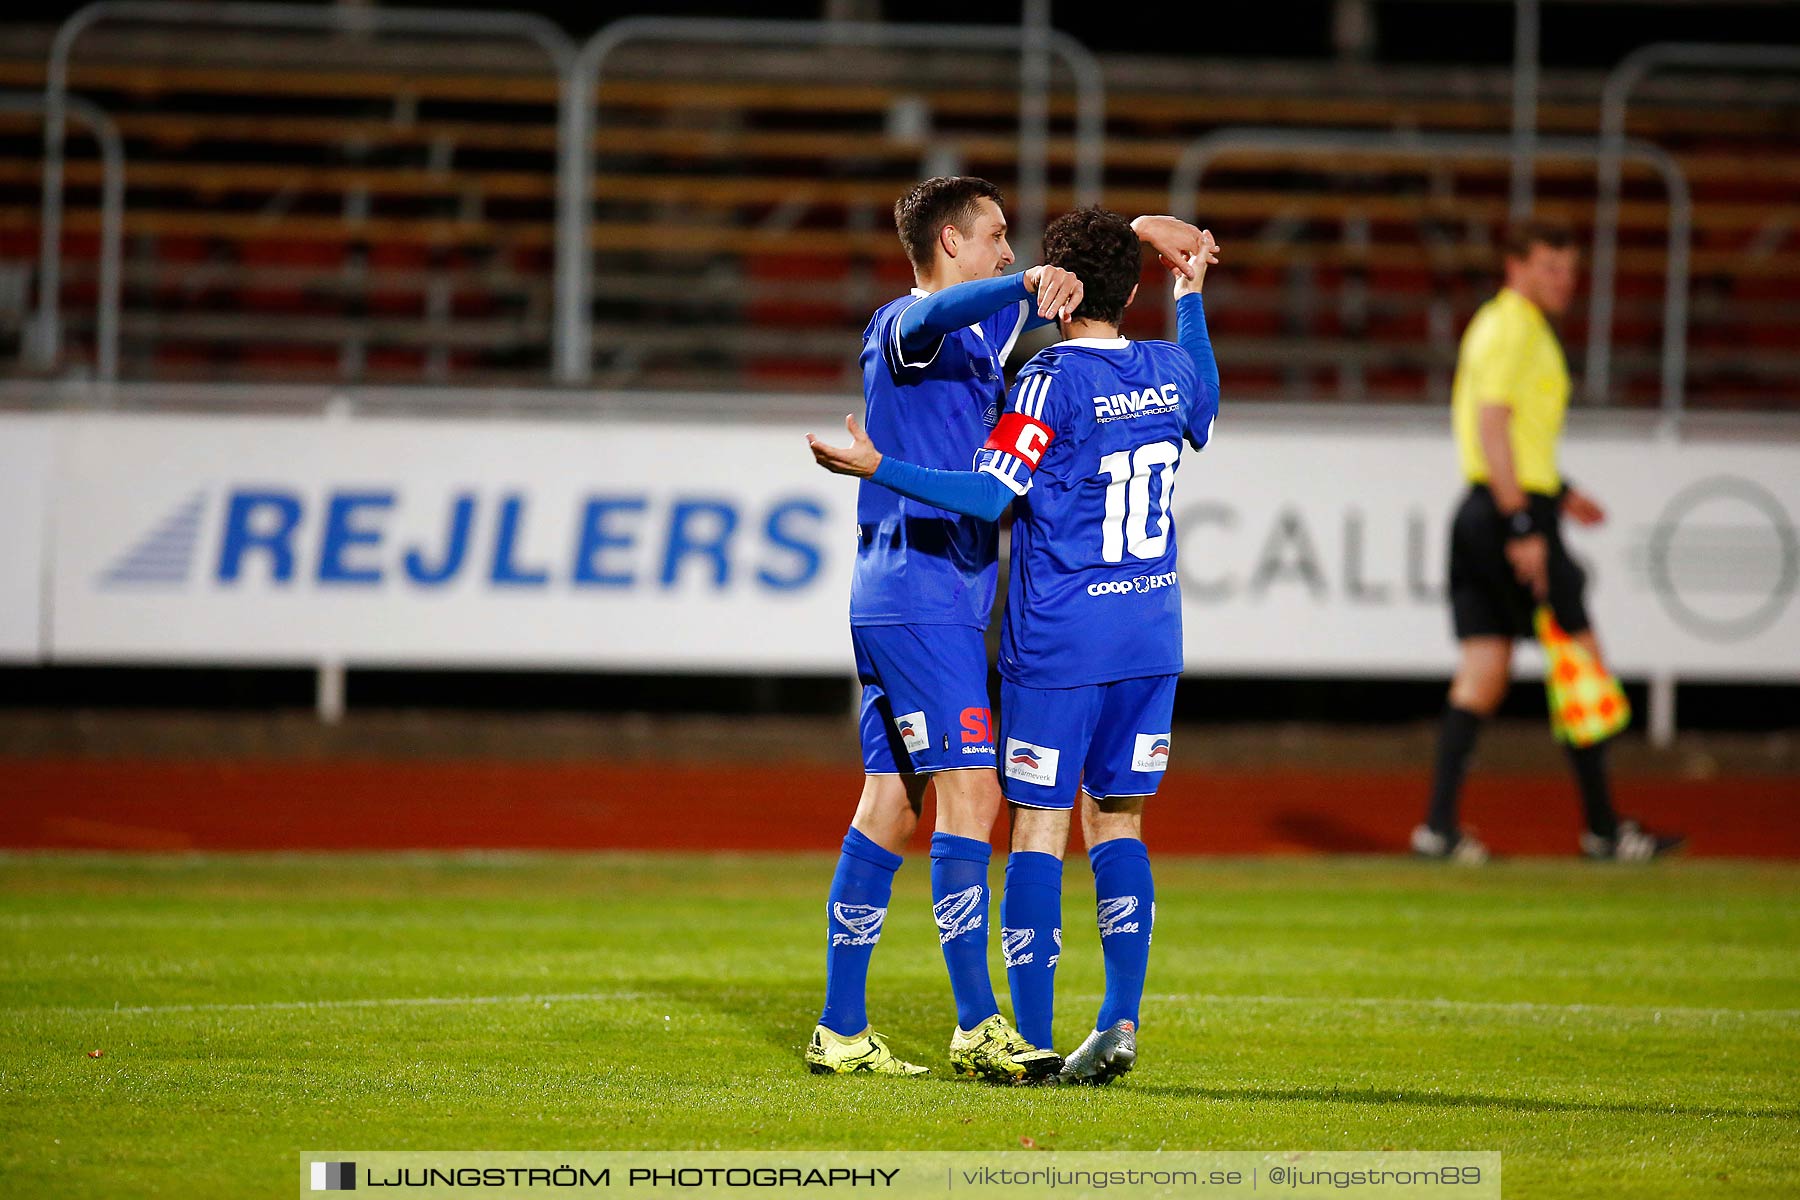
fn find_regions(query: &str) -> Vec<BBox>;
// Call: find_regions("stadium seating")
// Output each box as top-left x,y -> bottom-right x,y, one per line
0,37 -> 1795,406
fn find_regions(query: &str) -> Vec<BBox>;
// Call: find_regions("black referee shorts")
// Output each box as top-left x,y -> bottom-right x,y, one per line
1448,484 -> 1591,641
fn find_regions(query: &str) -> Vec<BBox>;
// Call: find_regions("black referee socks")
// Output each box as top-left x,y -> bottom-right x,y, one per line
1566,743 -> 1620,840
1425,705 -> 1484,836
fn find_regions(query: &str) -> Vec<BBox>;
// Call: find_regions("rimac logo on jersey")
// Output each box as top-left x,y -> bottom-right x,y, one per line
1093,382 -> 1181,422
1097,895 -> 1141,937
933,885 -> 984,943
1004,738 -> 1060,788
1133,733 -> 1172,773
831,903 -> 887,947
1001,927 -> 1034,967
894,711 -> 930,755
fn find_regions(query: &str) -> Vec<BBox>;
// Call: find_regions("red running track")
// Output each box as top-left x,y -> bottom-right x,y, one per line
4,760 -> 1797,857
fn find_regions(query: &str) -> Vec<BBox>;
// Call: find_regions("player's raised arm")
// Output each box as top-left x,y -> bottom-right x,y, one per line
1168,230 -> 1222,450
1131,214 -> 1205,280
893,266 -> 1084,364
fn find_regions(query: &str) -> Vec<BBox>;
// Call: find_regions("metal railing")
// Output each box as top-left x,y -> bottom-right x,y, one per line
1168,128 -> 1692,415
1585,42 -> 1800,405
6,91 -> 121,384
562,15 -> 1107,383
35,0 -> 578,378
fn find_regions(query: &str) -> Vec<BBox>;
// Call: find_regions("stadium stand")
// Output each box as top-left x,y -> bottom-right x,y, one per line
0,28 -> 1795,406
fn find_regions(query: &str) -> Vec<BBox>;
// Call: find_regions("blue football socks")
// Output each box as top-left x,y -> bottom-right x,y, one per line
1002,850 -> 1064,1050
1090,837 -> 1155,1032
818,827 -> 902,1037
930,832 -> 1000,1031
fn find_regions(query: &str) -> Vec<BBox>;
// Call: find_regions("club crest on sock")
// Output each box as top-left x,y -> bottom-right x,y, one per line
1001,926 -> 1033,967
1049,927 -> 1062,968
1097,895 -> 1141,937
933,884 -> 985,944
830,902 -> 887,947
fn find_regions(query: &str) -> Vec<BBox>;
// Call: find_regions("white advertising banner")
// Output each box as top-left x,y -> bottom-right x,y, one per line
0,414 -> 53,661
48,414 -> 854,669
36,410 -> 1800,680
1174,425 -> 1800,679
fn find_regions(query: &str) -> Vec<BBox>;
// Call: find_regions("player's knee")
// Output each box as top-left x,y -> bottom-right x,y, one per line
933,769 -> 1003,836
1009,804 -> 1070,857
1449,674 -> 1506,717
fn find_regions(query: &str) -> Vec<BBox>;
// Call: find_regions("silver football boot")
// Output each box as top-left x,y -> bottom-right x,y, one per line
1058,1019 -> 1137,1085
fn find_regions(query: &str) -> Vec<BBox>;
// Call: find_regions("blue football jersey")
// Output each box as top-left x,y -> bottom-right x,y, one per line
975,336 -> 1217,687
851,288 -> 1032,627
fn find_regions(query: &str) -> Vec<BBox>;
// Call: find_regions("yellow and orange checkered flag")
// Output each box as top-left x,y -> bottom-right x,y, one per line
1535,606 -> 1630,747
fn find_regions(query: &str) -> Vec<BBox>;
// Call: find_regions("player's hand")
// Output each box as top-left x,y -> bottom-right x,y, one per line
1022,264 -> 1084,322
1563,487 -> 1606,527
1170,229 -> 1220,298
807,414 -> 883,478
1131,214 -> 1202,279
1505,532 -> 1550,601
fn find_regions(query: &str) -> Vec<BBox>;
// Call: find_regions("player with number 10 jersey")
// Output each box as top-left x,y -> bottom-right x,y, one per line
812,206 -> 1221,1085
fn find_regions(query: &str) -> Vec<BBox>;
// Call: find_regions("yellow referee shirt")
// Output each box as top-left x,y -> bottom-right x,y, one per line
1452,287 -> 1568,495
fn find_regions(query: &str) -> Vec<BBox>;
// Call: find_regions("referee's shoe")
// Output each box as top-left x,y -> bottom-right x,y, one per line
1410,824 -> 1490,864
1579,818 -> 1686,862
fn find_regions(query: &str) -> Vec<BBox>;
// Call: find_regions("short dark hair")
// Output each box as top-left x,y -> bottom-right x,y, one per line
1041,206 -> 1141,326
894,176 -> 1004,270
1503,219 -> 1576,262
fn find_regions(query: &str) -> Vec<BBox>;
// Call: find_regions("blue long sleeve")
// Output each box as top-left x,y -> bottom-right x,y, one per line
1176,292 -> 1219,391
1177,292 -> 1221,449
896,273 -> 1030,360
871,455 -> 1014,522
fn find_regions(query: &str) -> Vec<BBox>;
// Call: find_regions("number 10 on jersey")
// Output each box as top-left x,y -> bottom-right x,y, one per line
1098,440 -> 1180,563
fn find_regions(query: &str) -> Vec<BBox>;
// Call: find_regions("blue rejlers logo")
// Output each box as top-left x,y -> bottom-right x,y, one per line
311,1161 -> 355,1191
98,492 -> 206,588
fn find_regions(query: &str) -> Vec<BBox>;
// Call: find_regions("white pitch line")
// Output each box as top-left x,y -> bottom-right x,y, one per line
9,989 -> 1796,1023
1141,992 -> 1800,1023
16,990 -> 652,1017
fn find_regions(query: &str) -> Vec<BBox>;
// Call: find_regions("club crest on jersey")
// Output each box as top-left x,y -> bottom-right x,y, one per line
1132,732 -> 1172,773
831,903 -> 887,947
933,885 -> 985,943
1093,382 -> 1181,422
1097,895 -> 1141,937
1003,738 -> 1060,787
1001,927 -> 1034,967
894,710 -> 929,755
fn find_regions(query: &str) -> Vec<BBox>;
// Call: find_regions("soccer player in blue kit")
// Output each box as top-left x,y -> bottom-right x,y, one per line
803,178 -> 1209,1082
811,206 -> 1221,1086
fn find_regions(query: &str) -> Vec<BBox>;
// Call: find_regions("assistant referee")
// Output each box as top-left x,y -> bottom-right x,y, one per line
1411,220 -> 1683,864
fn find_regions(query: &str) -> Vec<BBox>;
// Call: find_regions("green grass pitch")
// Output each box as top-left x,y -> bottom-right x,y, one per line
2,853 -> 1796,1198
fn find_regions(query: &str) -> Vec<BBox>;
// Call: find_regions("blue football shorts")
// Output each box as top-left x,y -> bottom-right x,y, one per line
852,624 -> 998,775
998,673 -> 1179,810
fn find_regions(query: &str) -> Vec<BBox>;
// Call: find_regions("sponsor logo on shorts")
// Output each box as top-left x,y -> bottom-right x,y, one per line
894,710 -> 929,755
933,885 -> 985,944
1132,732 -> 1172,773
960,706 -> 994,745
1097,895 -> 1141,937
830,902 -> 887,947
1003,738 -> 1060,788
1001,927 -> 1034,967
1087,571 -> 1180,597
